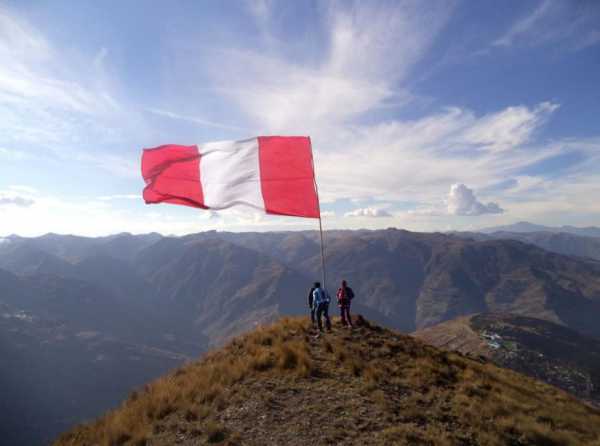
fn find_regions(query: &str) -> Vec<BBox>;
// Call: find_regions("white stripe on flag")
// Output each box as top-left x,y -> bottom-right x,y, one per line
199,138 -> 265,211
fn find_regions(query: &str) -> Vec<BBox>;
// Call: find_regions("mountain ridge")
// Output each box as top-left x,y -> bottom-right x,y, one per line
54,317 -> 600,446
480,221 -> 600,237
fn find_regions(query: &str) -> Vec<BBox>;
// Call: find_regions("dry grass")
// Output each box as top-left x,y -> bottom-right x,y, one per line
54,316 -> 600,446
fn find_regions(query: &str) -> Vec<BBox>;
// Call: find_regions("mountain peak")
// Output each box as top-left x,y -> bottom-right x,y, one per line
55,317 -> 600,446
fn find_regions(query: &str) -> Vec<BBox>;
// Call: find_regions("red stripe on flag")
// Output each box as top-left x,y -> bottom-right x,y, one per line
141,144 -> 206,208
258,136 -> 320,218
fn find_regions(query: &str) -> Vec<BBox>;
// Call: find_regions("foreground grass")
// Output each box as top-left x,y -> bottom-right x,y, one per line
55,316 -> 600,445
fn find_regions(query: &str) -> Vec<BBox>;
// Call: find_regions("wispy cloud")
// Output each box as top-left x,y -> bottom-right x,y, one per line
493,0 -> 600,50
494,0 -> 554,47
146,108 -> 247,132
0,6 -> 149,154
462,102 -> 558,152
208,2 -> 453,132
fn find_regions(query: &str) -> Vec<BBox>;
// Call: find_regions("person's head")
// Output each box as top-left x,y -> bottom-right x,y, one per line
314,281 -> 320,288
341,280 -> 347,287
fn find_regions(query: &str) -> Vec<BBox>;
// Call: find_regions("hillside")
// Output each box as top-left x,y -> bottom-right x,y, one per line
414,313 -> 600,407
55,317 -> 600,446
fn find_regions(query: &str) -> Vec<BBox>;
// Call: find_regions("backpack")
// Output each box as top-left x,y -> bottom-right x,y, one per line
346,287 -> 355,300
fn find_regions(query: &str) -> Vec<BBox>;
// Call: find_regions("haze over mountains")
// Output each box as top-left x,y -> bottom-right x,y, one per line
480,221 -> 600,238
456,221 -> 600,261
2,227 -> 600,444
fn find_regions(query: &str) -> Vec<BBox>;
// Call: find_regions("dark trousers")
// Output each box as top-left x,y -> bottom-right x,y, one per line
316,302 -> 331,331
310,306 -> 316,325
340,304 -> 353,326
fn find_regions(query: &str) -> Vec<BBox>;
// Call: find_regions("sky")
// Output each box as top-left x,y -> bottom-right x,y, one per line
1,0 -> 599,236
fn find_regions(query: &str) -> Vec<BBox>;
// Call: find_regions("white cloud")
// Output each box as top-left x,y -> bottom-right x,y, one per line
345,207 -> 392,218
447,184 -> 504,216
0,195 -> 34,207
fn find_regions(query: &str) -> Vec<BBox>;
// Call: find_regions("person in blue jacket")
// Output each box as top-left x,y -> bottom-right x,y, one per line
307,282 -> 318,326
312,282 -> 331,332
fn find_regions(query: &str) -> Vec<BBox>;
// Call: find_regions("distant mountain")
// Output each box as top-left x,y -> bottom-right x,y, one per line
138,237 -> 309,345
481,221 -> 600,238
414,313 -> 600,407
457,230 -> 600,261
4,229 -> 600,444
55,317 -> 600,446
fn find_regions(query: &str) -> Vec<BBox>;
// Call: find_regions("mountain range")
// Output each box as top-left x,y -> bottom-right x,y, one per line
480,221 -> 600,238
3,229 -> 600,444
457,229 -> 600,261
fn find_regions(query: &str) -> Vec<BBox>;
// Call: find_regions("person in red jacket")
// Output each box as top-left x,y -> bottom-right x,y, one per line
336,280 -> 354,328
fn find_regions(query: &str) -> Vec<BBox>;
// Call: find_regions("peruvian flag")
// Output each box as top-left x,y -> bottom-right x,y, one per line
142,136 -> 320,218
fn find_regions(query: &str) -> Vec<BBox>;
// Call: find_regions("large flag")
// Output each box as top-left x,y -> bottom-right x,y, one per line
142,136 -> 320,218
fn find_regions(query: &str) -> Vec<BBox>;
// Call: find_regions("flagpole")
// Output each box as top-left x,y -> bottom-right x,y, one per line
309,138 -> 327,292
318,214 -> 326,291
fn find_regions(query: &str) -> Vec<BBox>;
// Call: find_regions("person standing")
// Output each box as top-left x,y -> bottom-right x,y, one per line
308,282 -> 318,326
337,280 -> 354,328
312,282 -> 331,332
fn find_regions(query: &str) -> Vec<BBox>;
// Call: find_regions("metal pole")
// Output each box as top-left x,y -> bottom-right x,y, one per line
309,137 -> 326,292
318,215 -> 326,291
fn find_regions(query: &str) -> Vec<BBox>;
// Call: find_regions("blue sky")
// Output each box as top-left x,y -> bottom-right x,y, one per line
1,0 -> 599,236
